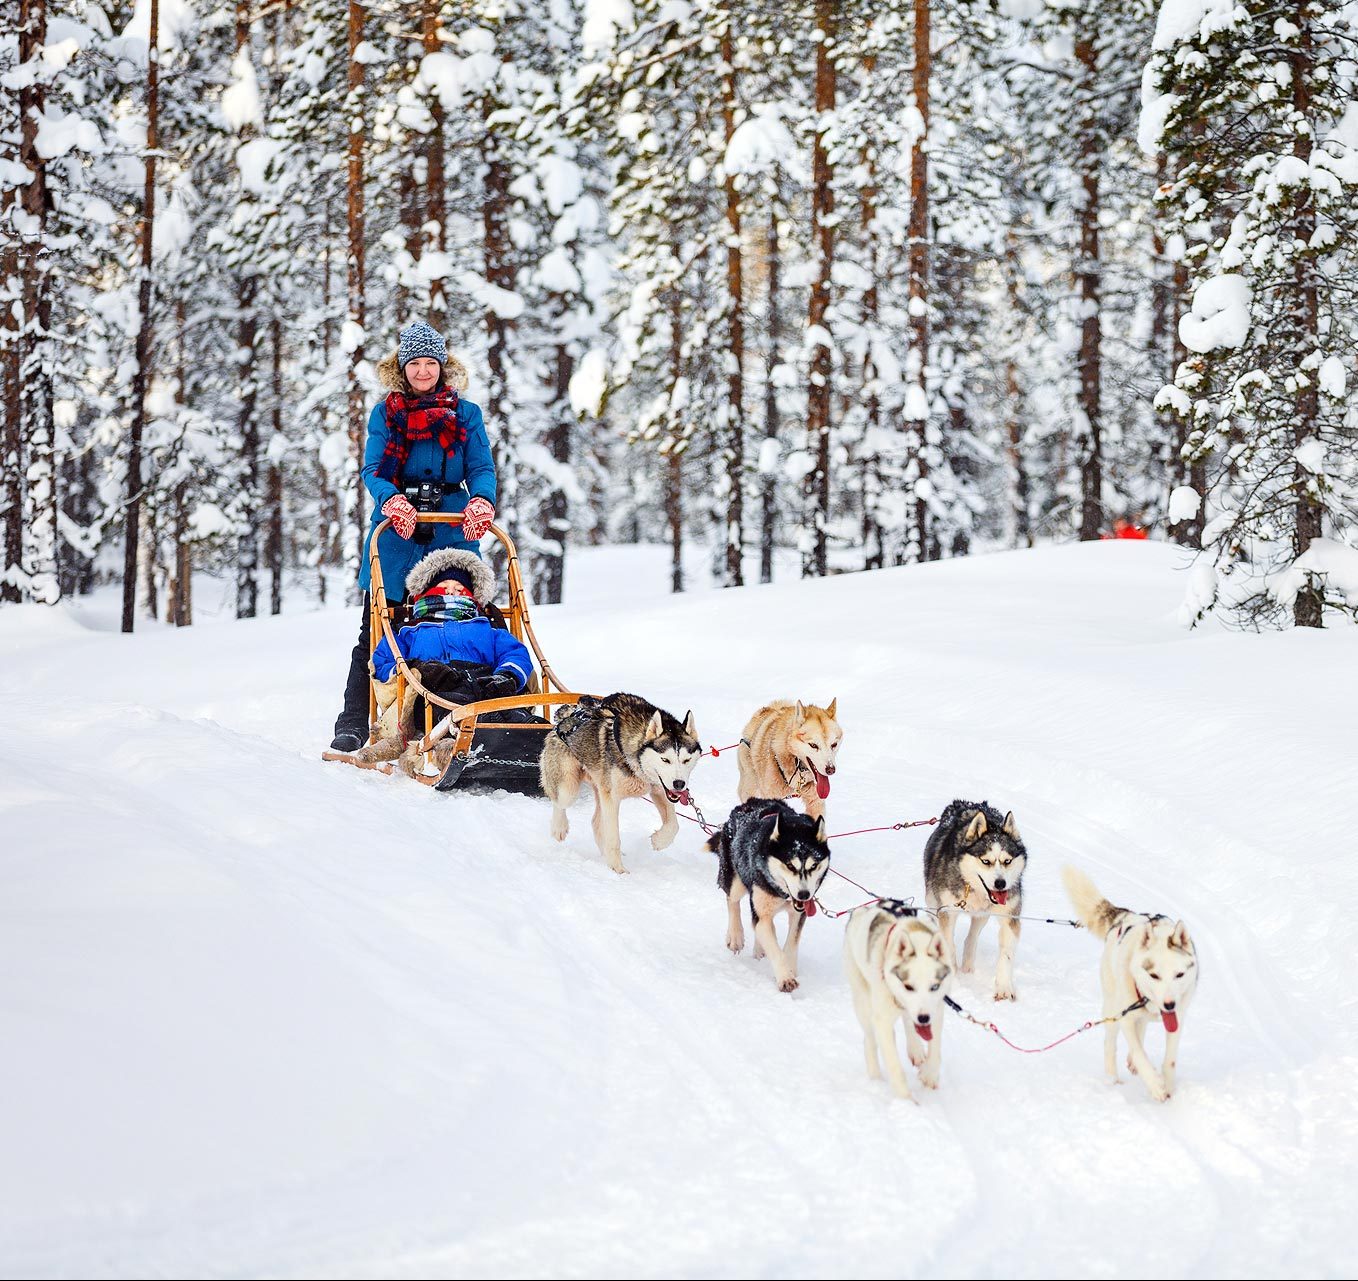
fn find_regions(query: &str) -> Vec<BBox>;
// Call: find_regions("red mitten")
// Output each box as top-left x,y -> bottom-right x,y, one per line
462,496 -> 496,540
382,494 -> 418,540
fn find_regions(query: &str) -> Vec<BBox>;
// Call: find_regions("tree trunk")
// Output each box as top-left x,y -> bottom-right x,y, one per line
1,77 -> 19,603
1075,34 -> 1104,542
667,289 -> 684,593
482,97 -> 514,527
540,324 -> 572,605
1291,12 -> 1322,628
268,313 -> 285,615
422,0 -> 446,330
905,0 -> 931,564
720,27 -> 744,587
122,0 -> 159,634
346,0 -> 367,593
760,207 -> 780,585
802,0 -> 835,579
860,106 -> 883,572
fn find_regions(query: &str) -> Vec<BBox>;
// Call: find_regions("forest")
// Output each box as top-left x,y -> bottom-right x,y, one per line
3,0 -> 1356,629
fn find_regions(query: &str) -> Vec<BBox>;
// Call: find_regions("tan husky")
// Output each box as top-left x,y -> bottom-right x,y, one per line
736,698 -> 843,820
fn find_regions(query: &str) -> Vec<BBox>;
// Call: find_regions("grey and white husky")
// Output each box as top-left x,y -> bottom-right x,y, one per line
706,798 -> 831,993
541,692 -> 702,874
1063,867 -> 1199,1102
843,900 -> 953,1101
923,798 -> 1028,1000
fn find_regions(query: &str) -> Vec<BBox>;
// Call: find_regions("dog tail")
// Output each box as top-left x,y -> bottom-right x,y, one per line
704,830 -> 722,855
1062,866 -> 1122,937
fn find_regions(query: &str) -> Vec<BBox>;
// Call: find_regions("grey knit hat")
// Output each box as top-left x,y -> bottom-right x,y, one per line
397,321 -> 447,370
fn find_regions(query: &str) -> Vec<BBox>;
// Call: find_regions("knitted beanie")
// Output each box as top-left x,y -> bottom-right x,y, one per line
398,321 -> 448,370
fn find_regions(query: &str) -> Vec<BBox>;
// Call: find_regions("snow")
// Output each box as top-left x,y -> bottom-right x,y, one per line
236,137 -> 283,196
725,111 -> 800,178
1151,0 -> 1241,51
221,47 -> 263,132
339,319 -> 365,355
119,0 -> 195,52
459,271 -> 525,321
1179,274 -> 1252,354
3,543 -> 1357,1277
32,106 -> 102,161
1285,538 -> 1358,606
1168,485 -> 1201,524
582,0 -> 635,54
568,347 -> 608,417
1319,354 -> 1347,399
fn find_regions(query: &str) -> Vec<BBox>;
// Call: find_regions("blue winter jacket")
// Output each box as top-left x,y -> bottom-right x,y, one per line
358,398 -> 497,598
370,616 -> 533,690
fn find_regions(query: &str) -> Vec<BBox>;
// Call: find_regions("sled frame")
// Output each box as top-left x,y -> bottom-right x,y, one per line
330,512 -> 583,787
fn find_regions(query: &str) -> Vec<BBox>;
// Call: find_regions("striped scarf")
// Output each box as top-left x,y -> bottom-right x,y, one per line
377,387 -> 464,482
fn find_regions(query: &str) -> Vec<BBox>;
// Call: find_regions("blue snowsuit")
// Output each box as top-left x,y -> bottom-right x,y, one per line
370,616 -> 532,691
358,398 -> 497,599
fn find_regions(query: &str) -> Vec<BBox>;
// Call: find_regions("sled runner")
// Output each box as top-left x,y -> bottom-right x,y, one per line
323,512 -> 585,793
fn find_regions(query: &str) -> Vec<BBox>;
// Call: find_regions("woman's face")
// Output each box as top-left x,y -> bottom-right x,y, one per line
405,357 -> 441,393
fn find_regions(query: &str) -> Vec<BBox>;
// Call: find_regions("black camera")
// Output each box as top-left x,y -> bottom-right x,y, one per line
404,481 -> 445,544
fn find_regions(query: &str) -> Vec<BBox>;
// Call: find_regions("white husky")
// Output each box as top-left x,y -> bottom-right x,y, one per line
843,900 -> 953,1101
1063,867 -> 1199,1102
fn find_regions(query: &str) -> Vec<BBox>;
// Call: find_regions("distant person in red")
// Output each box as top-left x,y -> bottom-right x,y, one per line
1103,518 -> 1148,540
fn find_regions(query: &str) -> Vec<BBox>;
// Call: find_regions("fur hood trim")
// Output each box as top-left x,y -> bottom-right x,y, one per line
377,349 -> 471,393
404,548 -> 495,607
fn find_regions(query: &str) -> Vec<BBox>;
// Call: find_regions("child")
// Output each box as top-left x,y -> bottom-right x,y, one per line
370,548 -> 531,698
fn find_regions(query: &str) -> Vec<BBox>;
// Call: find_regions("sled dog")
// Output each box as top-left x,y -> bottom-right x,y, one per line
707,798 -> 831,992
541,692 -> 701,874
1063,867 -> 1199,1102
736,698 -> 843,820
843,900 -> 953,1100
923,798 -> 1027,1000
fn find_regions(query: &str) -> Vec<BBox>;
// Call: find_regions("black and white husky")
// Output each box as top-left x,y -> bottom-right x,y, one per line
706,798 -> 831,993
923,798 -> 1028,1000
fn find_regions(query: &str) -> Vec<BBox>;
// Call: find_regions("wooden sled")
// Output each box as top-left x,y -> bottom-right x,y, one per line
323,511 -> 586,792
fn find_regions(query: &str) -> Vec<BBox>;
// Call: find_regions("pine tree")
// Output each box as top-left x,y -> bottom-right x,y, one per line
1148,0 -> 1358,627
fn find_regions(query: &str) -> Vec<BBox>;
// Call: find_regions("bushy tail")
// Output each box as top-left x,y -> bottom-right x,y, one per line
1062,866 -> 1120,938
705,830 -> 722,856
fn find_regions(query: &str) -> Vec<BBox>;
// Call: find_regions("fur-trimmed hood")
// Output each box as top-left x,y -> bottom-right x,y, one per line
377,348 -> 471,393
404,548 -> 495,606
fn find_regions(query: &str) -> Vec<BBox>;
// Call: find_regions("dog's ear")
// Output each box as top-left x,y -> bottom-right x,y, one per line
1001,811 -> 1020,840
768,814 -> 780,845
1169,920 -> 1191,951
794,700 -> 806,722
814,815 -> 828,845
826,696 -> 837,720
928,931 -> 947,961
683,709 -> 696,738
963,811 -> 988,843
647,710 -> 663,739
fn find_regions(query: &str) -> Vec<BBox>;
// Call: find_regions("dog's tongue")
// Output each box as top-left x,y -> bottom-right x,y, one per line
813,767 -> 830,800
915,1022 -> 933,1042
803,898 -> 817,918
1161,1010 -> 1179,1033
670,787 -> 691,806
993,889 -> 1009,905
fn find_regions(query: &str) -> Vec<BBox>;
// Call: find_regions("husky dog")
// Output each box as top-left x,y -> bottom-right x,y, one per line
1063,867 -> 1199,1102
922,798 -> 1027,1001
706,798 -> 831,993
541,692 -> 701,874
843,900 -> 953,1100
736,698 -> 843,820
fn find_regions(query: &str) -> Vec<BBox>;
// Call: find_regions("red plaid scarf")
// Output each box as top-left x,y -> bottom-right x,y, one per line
377,387 -> 465,481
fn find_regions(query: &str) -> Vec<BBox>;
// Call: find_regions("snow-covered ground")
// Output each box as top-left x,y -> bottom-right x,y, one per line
2,541 -> 1355,1279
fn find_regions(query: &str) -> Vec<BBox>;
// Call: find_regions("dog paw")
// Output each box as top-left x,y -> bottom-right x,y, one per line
959,961 -> 974,975
909,1049 -> 927,1068
606,858 -> 628,875
650,826 -> 677,851
725,931 -> 744,954
890,1083 -> 917,1104
994,985 -> 1016,1002
918,1066 -> 941,1090
1126,1055 -> 1138,1076
777,974 -> 799,993
550,816 -> 569,842
1147,1078 -> 1169,1103
752,944 -> 765,961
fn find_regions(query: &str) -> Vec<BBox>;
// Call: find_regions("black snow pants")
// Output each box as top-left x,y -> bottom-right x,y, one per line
333,594 -> 372,737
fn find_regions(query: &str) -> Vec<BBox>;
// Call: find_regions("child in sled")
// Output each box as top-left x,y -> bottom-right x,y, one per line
359,548 -> 534,761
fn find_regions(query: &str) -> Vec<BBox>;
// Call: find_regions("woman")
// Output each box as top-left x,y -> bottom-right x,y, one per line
329,320 -> 497,753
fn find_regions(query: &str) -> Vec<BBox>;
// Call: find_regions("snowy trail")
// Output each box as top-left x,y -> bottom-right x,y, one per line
2,542 -> 1355,1278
